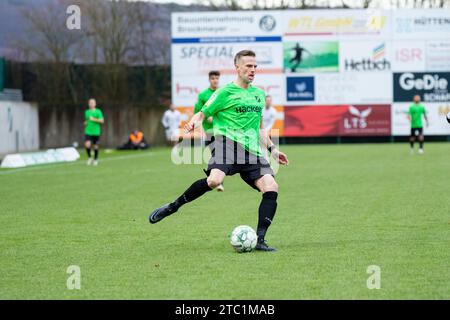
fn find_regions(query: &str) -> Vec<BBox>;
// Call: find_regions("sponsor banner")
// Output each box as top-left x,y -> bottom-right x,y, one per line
393,72 -> 450,103
172,74 -> 234,107
283,10 -> 390,38
252,74 -> 285,105
284,104 -> 391,137
392,41 -> 426,72
172,11 -> 282,38
269,106 -> 285,137
315,73 -> 392,104
340,41 -> 391,72
426,41 -> 450,71
284,105 -> 342,136
393,10 -> 450,39
175,106 -> 285,138
391,103 -> 450,135
172,74 -> 284,107
392,41 -> 450,72
286,76 -> 315,102
283,41 -> 339,73
172,42 -> 283,76
1,147 -> 80,168
338,104 -> 391,136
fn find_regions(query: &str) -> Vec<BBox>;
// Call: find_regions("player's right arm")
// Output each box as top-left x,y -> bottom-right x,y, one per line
194,92 -> 204,114
84,110 -> 88,126
186,88 -> 225,133
184,111 -> 205,133
195,92 -> 213,124
161,111 -> 169,130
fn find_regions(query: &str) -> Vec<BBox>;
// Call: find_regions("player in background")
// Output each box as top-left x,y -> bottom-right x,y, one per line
162,103 -> 182,152
194,70 -> 224,192
84,98 -> 104,166
408,95 -> 428,155
262,95 -> 277,136
149,50 -> 289,252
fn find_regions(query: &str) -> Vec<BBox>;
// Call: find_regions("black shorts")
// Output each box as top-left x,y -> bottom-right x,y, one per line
410,127 -> 423,136
205,134 -> 215,149
85,134 -> 100,145
204,135 -> 274,191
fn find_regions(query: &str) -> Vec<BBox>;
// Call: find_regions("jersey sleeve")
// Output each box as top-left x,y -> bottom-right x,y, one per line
194,93 -> 204,114
201,89 -> 227,118
97,109 -> 104,120
85,110 -> 89,120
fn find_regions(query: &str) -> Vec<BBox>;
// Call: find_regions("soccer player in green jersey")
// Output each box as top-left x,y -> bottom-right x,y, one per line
408,95 -> 428,155
149,50 -> 289,251
84,98 -> 104,165
194,70 -> 224,192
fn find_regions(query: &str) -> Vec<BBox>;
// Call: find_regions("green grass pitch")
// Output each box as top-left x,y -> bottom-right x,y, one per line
1,143 -> 449,299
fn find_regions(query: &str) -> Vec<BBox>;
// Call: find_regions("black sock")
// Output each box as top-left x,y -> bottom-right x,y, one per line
169,178 -> 212,212
86,148 -> 91,158
419,141 -> 424,149
94,149 -> 99,159
257,191 -> 278,242
410,140 -> 414,148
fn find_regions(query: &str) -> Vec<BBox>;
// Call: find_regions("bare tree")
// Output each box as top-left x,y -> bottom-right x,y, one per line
81,0 -> 137,65
14,0 -> 81,63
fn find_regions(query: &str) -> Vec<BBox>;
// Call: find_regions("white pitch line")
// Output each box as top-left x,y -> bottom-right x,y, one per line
0,151 -> 157,175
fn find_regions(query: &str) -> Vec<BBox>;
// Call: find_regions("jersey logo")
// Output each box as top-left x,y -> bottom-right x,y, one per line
235,106 -> 262,114
255,96 -> 262,103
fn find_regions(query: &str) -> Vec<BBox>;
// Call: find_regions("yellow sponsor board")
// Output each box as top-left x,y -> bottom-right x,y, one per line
285,11 -> 388,36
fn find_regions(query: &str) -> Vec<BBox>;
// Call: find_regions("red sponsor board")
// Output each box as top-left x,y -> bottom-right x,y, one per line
284,105 -> 391,137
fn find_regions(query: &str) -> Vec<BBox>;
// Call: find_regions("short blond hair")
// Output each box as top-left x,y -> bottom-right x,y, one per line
234,50 -> 256,65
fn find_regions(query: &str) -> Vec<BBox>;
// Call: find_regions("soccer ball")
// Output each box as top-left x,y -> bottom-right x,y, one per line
446,111 -> 450,124
230,225 -> 257,253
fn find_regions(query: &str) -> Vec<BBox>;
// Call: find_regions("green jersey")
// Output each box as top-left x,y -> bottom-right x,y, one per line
85,108 -> 104,136
195,87 -> 216,133
201,82 -> 265,156
408,103 -> 426,128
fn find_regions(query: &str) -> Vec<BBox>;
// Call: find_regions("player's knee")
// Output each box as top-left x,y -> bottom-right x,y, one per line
261,179 -> 278,193
207,176 -> 222,189
85,141 -> 91,148
265,180 -> 278,193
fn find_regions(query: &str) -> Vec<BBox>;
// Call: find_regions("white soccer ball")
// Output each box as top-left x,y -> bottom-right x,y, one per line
230,225 -> 257,253
446,111 -> 450,124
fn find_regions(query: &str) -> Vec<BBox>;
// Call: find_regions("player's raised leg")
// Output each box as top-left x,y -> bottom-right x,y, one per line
149,169 -> 225,224
254,174 -> 279,252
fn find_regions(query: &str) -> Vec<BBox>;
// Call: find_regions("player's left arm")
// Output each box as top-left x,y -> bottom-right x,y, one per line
259,119 -> 288,165
423,108 -> 429,127
90,110 -> 104,124
90,117 -> 104,124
